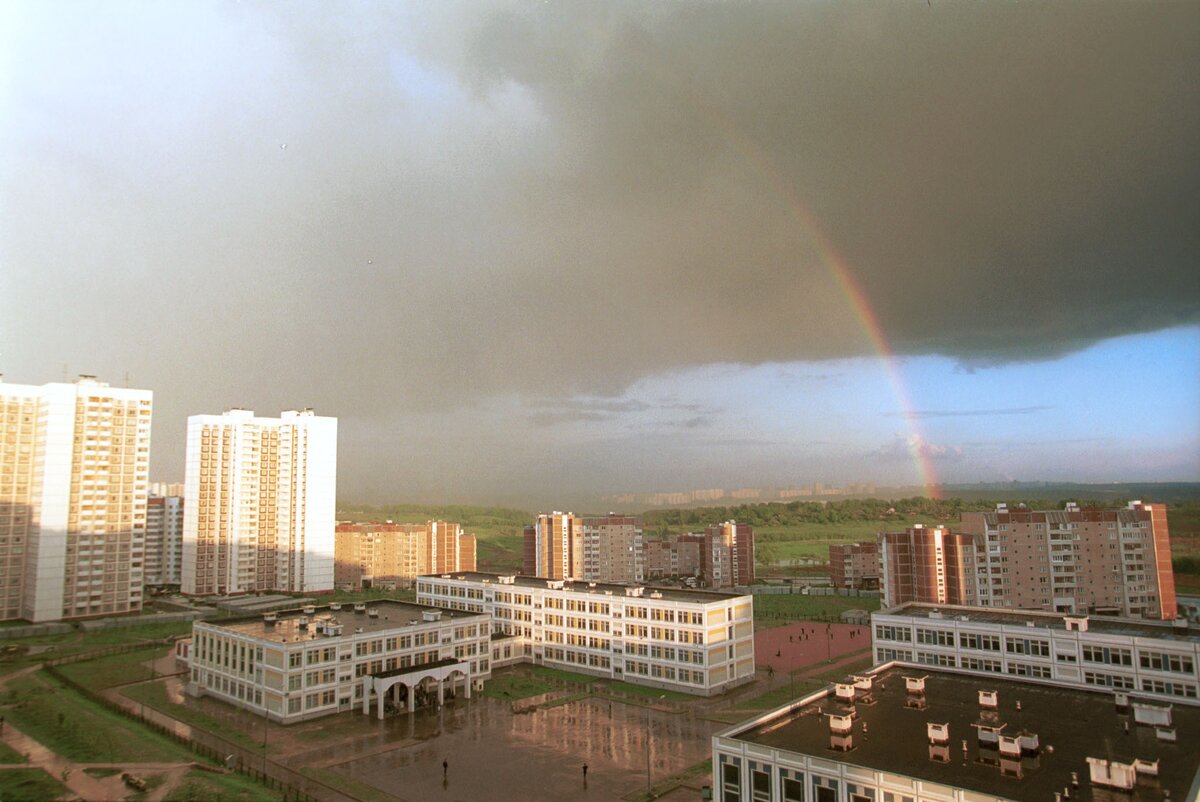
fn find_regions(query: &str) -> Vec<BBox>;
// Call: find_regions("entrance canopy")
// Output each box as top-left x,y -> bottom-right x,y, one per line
362,657 -> 472,719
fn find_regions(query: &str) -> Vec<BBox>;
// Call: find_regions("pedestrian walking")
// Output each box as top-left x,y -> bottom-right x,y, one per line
582,764 -> 588,779
442,760 -> 448,779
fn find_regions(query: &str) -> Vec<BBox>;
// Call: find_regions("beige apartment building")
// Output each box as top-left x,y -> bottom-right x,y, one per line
0,376 -> 152,622
522,511 -> 581,579
182,409 -> 337,596
961,501 -> 1176,619
334,521 -> 476,589
580,514 -> 643,583
879,502 -> 1177,619
644,537 -> 702,580
829,541 -> 880,589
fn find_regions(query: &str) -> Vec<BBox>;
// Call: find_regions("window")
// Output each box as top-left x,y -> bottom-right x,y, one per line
961,633 -> 1000,651
781,773 -> 805,802
1083,646 -> 1132,667
916,628 -> 954,647
751,766 -> 771,802
1139,651 -> 1194,674
1005,637 -> 1050,657
875,625 -> 911,642
721,760 -> 741,801
1141,679 -> 1197,699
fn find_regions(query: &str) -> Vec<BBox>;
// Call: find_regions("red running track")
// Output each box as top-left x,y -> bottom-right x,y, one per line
755,622 -> 870,674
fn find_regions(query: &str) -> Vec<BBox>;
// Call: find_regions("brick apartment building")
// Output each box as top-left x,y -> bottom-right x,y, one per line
880,502 -> 1177,620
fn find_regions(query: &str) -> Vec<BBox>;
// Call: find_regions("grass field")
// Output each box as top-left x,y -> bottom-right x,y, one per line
0,619 -> 194,678
55,646 -> 163,691
0,740 -> 26,763
752,593 -> 879,628
121,681 -> 266,753
753,518 -> 930,564
154,769 -> 283,802
0,671 -> 194,763
322,587 -> 417,604
0,767 -> 70,801
479,670 -> 555,701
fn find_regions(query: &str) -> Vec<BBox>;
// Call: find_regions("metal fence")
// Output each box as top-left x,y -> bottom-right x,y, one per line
42,643 -> 367,802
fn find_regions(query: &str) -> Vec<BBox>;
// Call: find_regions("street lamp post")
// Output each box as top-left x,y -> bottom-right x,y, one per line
645,694 -> 666,796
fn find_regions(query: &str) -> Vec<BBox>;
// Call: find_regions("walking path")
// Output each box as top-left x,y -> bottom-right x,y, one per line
0,721 -> 200,801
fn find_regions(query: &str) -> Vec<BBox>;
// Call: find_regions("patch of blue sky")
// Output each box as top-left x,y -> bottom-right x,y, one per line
388,50 -> 463,104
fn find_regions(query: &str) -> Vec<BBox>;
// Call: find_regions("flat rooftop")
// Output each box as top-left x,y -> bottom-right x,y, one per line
205,600 -> 483,644
727,665 -> 1200,802
882,602 -> 1200,644
420,571 -> 746,604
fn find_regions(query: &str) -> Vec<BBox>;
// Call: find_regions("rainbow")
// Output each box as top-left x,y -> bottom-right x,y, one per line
702,112 -> 943,498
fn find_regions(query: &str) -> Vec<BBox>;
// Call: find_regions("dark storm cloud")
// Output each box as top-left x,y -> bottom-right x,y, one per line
1,0 -> 1196,492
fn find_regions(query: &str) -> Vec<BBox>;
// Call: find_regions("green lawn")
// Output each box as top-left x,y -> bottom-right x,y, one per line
56,646 -> 163,691
302,766 -> 396,802
0,619 -> 193,678
159,769 -> 283,801
477,534 -> 524,573
479,671 -> 554,700
0,767 -> 70,801
0,672 -> 194,763
752,593 -> 879,628
0,740 -> 27,763
754,518 -> 931,566
319,588 -> 416,604
120,681 -> 265,753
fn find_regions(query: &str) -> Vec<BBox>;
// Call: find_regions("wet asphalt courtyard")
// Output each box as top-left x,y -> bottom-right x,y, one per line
328,692 -> 720,801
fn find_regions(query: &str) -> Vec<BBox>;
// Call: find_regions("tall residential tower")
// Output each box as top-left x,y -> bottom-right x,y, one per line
0,376 -> 152,622
182,409 -> 336,595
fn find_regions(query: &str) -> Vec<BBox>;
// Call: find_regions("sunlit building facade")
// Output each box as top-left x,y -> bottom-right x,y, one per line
0,376 -> 152,622
182,409 -> 337,596
872,602 -> 1200,704
417,571 -> 756,695
187,599 -> 490,723
880,503 -> 1177,619
334,520 -> 476,589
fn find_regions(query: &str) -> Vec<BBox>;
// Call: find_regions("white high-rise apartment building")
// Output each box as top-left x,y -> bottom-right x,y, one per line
0,376 -> 152,622
182,409 -> 336,595
145,495 -> 184,586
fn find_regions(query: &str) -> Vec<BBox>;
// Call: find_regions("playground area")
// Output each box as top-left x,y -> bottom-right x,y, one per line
754,621 -> 871,675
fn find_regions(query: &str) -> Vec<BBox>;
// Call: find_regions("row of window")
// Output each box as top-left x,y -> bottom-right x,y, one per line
881,625 -> 1194,675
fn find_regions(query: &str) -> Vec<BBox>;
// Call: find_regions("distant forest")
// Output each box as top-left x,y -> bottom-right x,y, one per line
639,496 -> 1193,531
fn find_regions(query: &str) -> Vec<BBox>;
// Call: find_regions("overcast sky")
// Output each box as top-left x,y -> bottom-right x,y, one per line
2,1 -> 1198,507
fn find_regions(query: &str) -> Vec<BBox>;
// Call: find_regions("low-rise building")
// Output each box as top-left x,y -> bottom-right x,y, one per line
713,663 -> 1200,802
417,571 -> 756,696
872,602 -> 1200,704
186,600 -> 490,723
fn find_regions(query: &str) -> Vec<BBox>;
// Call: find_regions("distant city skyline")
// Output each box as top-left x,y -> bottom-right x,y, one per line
3,2 -> 1197,507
